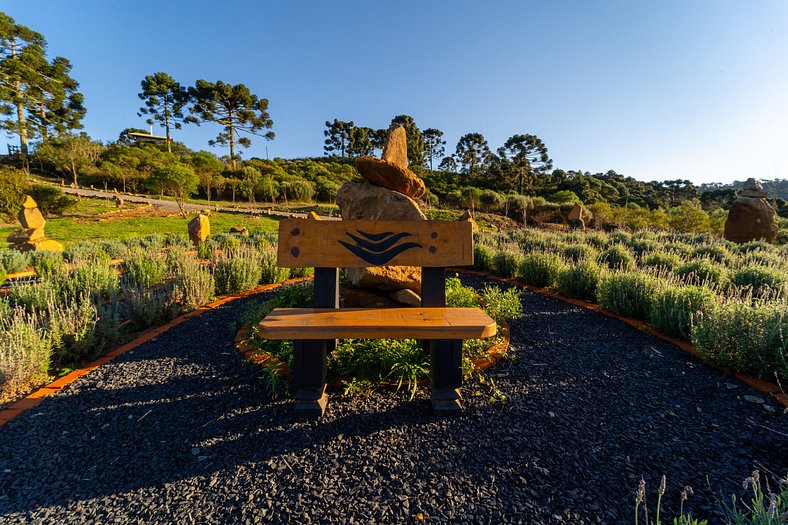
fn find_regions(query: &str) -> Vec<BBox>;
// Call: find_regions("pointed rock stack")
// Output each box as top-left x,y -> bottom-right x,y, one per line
7,196 -> 63,252
337,124 -> 428,305
723,179 -> 778,244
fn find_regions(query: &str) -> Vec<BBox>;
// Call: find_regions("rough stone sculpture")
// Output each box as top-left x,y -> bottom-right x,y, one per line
188,214 -> 211,246
723,178 -> 778,243
6,195 -> 63,252
354,124 -> 427,200
336,125 -> 432,305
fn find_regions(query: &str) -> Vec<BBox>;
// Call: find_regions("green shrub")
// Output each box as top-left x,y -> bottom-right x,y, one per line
640,251 -> 681,271
518,253 -> 564,288
599,245 -> 636,270
121,282 -> 176,329
648,285 -> 716,338
692,300 -> 787,382
480,285 -> 523,323
63,242 -> 111,265
562,244 -> 597,262
585,233 -> 609,249
0,308 -> 52,395
446,276 -> 480,308
55,261 -> 119,302
99,241 -> 126,259
0,266 -> 5,286
9,282 -> 53,310
676,259 -> 728,287
664,242 -> 694,257
474,244 -> 495,271
214,249 -> 263,294
124,249 -> 166,287
259,246 -> 290,284
172,260 -> 215,311
288,266 -> 313,278
692,245 -> 731,264
0,167 -> 29,219
492,248 -> 522,278
597,272 -> 661,320
556,260 -> 602,301
0,250 -> 31,274
28,184 -> 76,216
32,251 -> 67,280
197,241 -> 212,260
732,266 -> 787,296
628,239 -> 659,255
741,250 -> 784,270
736,240 -> 773,254
47,295 -> 102,366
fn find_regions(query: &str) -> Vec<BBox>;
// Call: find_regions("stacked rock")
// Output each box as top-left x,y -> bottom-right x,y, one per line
337,124 -> 427,305
723,178 -> 778,244
7,196 -> 64,252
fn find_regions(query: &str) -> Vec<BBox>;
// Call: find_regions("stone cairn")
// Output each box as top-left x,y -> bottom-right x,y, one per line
337,124 -> 428,307
6,195 -> 63,252
723,178 -> 778,244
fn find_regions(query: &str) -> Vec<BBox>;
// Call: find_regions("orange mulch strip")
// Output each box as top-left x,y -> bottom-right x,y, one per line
0,275 -> 313,428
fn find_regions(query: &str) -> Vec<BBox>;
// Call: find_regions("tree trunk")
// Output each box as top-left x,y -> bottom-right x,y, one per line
164,104 -> 172,154
71,161 -> 78,186
207,185 -> 212,204
228,109 -> 236,169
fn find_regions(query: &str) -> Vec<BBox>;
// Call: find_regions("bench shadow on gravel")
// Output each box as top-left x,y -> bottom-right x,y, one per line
0,277 -> 786,521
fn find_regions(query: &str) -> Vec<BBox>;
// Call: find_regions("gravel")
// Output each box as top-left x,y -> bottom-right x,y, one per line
0,274 -> 785,524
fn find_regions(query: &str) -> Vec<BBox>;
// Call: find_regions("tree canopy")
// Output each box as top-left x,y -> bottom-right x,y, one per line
187,80 -> 274,168
0,13 -> 84,158
138,72 -> 190,153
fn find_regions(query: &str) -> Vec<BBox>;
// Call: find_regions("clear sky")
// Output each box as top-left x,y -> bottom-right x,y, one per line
5,1 -> 788,184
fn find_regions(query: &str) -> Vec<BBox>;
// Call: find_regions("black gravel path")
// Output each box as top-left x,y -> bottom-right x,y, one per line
0,275 -> 785,524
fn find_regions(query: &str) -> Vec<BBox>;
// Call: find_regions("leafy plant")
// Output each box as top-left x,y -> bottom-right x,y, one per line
600,245 -> 636,270
648,284 -> 716,339
123,249 -> 166,287
0,250 -> 31,274
597,271 -> 662,320
492,247 -> 522,278
556,259 -> 602,301
518,253 -> 564,288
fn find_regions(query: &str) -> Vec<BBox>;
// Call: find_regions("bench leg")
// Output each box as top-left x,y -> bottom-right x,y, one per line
292,340 -> 328,418
429,339 -> 463,416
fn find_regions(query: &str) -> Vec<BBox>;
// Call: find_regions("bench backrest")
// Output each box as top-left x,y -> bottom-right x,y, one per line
276,219 -> 473,269
277,218 -> 475,309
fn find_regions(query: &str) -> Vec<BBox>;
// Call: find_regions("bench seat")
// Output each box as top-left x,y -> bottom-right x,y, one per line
259,307 -> 497,340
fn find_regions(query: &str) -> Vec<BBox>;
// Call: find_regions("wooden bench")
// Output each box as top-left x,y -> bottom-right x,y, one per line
258,218 -> 497,417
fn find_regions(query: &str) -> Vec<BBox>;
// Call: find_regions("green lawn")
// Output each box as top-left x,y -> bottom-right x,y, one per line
1,198 -> 280,249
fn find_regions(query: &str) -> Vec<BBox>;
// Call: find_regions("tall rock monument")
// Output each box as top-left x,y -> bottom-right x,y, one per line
337,124 -> 427,301
6,195 -> 63,252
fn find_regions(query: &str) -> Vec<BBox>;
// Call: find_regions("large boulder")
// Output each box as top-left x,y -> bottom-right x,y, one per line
337,181 -> 425,294
355,157 -> 427,200
337,182 -> 426,221
188,214 -> 211,246
724,197 -> 778,243
6,228 -> 45,243
11,239 -> 63,253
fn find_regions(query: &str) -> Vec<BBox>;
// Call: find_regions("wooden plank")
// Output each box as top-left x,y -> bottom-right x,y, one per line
258,307 -> 497,340
276,219 -> 473,268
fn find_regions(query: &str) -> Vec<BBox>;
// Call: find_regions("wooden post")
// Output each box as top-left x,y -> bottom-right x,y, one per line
292,267 -> 338,418
429,339 -> 463,415
422,267 -> 462,415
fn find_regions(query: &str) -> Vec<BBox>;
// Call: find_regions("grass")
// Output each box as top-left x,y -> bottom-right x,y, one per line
0,197 -> 279,249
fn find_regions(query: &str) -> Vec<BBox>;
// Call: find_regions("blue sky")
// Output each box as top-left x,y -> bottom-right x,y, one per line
5,1 -> 788,184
